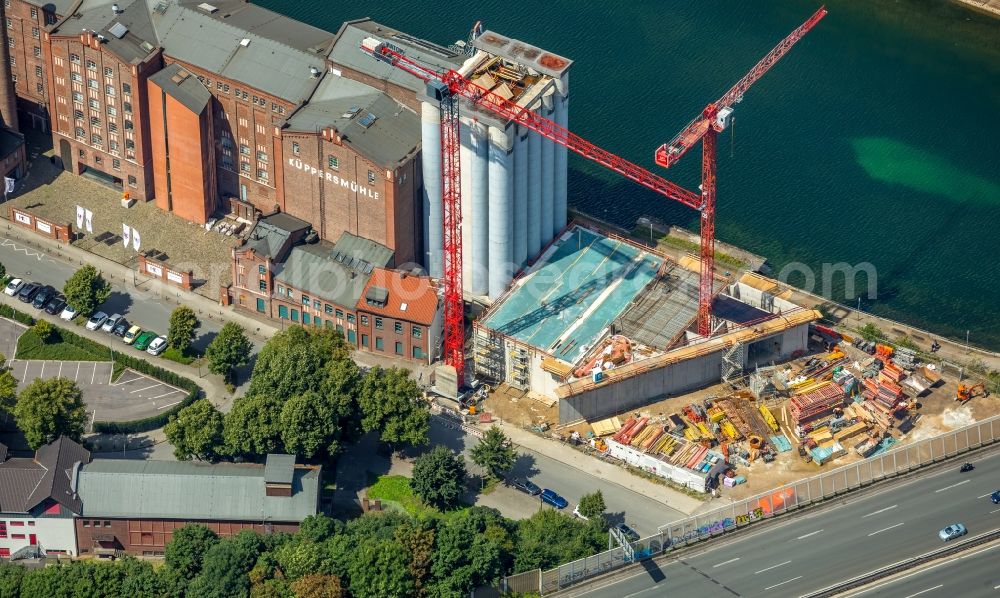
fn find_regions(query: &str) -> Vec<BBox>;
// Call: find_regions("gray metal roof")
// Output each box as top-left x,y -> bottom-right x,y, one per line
183,0 -> 334,55
149,63 -> 211,113
273,231 -> 393,309
146,0 -> 329,103
327,18 -> 465,95
0,437 -> 89,515
287,74 -> 419,168
263,453 -> 294,484
55,0 -> 159,64
77,459 -> 321,522
243,212 -> 311,259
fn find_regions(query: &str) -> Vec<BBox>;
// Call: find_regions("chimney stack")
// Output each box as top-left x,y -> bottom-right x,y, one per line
0,1 -> 19,132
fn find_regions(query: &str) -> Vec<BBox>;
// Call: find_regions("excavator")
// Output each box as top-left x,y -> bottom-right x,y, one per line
956,383 -> 990,404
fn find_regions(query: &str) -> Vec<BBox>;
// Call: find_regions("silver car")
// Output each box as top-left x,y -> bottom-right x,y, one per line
938,523 -> 967,541
101,313 -> 123,333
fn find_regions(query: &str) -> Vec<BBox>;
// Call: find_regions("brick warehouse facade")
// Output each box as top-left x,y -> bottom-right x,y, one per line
1,0 -> 424,262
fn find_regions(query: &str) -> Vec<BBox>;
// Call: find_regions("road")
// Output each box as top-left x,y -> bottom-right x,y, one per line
842,541 -> 1000,598
429,416 -> 687,534
560,451 -> 1000,597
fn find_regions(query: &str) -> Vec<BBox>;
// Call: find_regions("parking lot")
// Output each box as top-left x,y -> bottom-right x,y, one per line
0,319 -> 187,422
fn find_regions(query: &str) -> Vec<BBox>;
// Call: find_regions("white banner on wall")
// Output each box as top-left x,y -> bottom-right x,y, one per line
14,211 -> 31,225
36,221 -> 51,234
166,271 -> 183,284
146,262 -> 162,277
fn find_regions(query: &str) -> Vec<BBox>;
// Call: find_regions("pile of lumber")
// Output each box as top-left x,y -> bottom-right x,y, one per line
861,377 -> 903,411
790,382 -> 845,424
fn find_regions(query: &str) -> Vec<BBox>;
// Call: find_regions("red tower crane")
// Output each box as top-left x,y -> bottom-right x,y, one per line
655,6 -> 828,335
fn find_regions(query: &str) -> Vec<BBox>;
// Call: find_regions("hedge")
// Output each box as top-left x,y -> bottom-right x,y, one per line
0,302 -> 203,434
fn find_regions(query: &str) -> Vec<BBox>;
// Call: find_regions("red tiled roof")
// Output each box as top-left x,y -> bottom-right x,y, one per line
357,269 -> 439,325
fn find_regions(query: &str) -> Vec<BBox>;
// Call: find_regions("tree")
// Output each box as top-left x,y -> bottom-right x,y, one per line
33,319 -> 54,343
427,507 -> 513,595
346,538 -> 415,598
0,355 -> 18,418
576,491 -> 606,520
247,327 -> 344,398
470,426 -> 517,480
514,509 -> 605,572
223,393 -> 285,458
0,562 -> 25,597
187,530 -> 263,597
167,306 -> 200,353
411,446 -> 467,509
0,261 -> 6,282
206,322 -> 253,382
164,399 -> 224,461
274,540 -> 330,580
63,265 -> 111,315
165,524 -> 219,579
393,522 -> 435,595
291,574 -> 343,598
357,367 -> 429,448
280,391 -> 341,459
13,377 -> 86,448
297,514 -> 342,544
858,323 -> 885,342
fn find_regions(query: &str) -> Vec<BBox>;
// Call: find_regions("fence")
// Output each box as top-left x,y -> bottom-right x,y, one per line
505,413 -> 1000,595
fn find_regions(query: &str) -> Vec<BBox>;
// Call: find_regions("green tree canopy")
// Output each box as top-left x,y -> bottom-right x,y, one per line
357,367 -> 429,448
205,322 -> 253,382
297,514 -> 343,544
247,327 -> 347,398
428,506 -> 513,595
346,537 -> 415,598
165,399 -> 224,461
223,392 -> 285,458
63,264 -> 111,315
167,305 -> 200,353
33,319 -> 54,343
188,530 -> 264,597
165,524 -> 220,579
0,356 -> 18,418
291,574 -> 344,598
13,377 -> 86,449
514,509 -> 605,572
858,323 -> 885,341
470,425 -> 517,480
576,490 -> 607,520
280,391 -> 340,459
411,445 -> 467,509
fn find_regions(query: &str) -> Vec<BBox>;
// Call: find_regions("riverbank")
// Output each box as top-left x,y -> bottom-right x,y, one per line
955,0 -> 1000,18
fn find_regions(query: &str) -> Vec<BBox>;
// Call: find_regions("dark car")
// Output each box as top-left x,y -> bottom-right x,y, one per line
512,478 -> 542,496
44,296 -> 67,316
17,282 -> 40,303
540,489 -> 568,509
112,319 -> 130,337
991,491 -> 1000,505
31,286 -> 54,309
615,523 -> 640,542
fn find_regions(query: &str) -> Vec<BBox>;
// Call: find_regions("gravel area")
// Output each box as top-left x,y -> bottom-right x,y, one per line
5,130 -> 236,296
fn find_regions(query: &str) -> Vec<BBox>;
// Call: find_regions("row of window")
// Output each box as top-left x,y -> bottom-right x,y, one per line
81,520 -> 113,528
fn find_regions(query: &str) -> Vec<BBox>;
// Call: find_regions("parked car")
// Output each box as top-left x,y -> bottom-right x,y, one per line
86,311 -> 109,331
17,282 -> 41,303
112,319 -> 130,337
146,336 -> 168,356
123,325 -> 142,345
615,523 -> 640,542
31,286 -> 55,309
133,331 -> 157,351
540,489 -> 568,509
991,491 -> 1000,505
44,297 -> 67,316
4,278 -> 24,296
511,478 -> 541,496
938,523 -> 967,541
60,304 -> 78,321
101,313 -> 123,333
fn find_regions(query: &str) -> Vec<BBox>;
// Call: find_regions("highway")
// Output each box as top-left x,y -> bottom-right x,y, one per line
560,451 -> 1000,597
842,541 -> 1000,597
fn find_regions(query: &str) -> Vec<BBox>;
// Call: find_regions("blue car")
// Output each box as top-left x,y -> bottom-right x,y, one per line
540,489 -> 568,509
991,491 -> 1000,505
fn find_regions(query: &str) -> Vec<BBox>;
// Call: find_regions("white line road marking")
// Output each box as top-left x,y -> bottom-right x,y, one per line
994,584 -> 1000,589
157,400 -> 182,410
977,493 -> 993,499
935,480 -> 970,493
990,508 -> 1000,514
755,560 -> 791,574
797,529 -> 824,540
868,523 -> 904,536
713,558 -> 740,568
90,363 -> 97,384
89,410 -> 96,429
108,363 -> 112,384
58,361 -> 62,377
863,505 -> 897,518
39,361 -> 44,377
75,361 -> 80,381
764,576 -> 802,591
903,585 -> 943,598
130,383 -> 162,394
113,374 -> 142,386
149,389 -> 183,400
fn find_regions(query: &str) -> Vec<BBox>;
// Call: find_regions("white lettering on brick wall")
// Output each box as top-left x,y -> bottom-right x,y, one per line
287,158 -> 380,201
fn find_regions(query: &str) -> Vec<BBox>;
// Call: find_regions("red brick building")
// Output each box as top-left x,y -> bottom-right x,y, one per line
355,268 -> 441,362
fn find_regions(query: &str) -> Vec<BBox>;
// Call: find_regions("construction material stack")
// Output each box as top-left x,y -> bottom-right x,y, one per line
790,381 -> 846,426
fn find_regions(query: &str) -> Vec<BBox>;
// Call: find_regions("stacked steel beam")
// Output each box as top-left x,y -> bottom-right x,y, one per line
789,382 -> 845,424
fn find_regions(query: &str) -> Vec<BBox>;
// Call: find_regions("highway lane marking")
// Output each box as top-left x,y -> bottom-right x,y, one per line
845,541 -> 1000,596
754,560 -> 790,574
934,480 -> 970,493
713,557 -> 740,568
763,575 -> 802,591
903,585 -> 943,598
130,383 -> 162,394
863,505 -> 897,517
797,529 -> 823,540
868,522 -> 904,536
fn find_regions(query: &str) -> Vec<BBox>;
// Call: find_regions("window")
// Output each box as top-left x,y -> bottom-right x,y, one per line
83,520 -> 91,528
252,95 -> 258,104
108,122 -> 117,133
322,304 -> 333,314
257,151 -> 267,162
72,91 -> 83,102
302,313 -> 311,325
413,346 -> 423,359
375,337 -> 384,350
395,341 -> 403,355
110,140 -> 118,151
88,98 -> 99,109
45,12 -> 55,24
361,333 -> 369,347
312,299 -> 320,310
256,298 -> 265,313
360,315 -> 368,326
127,175 -> 136,187
8,522 -> 23,527
290,309 -> 299,322
112,158 -> 120,170
70,72 -> 82,83
292,142 -> 300,155
33,46 -> 40,58
412,326 -> 422,338
258,264 -> 266,275
234,87 -> 241,96
34,65 -> 42,77
31,27 -> 39,39
278,305 -> 288,319
70,53 -> 80,64
328,155 -> 339,170
347,314 -> 355,324
368,170 -> 375,184
11,534 -> 25,540
74,127 -> 85,139
223,84 -> 229,92
123,102 -> 132,113
122,82 -> 131,94
91,134 -> 101,145
105,84 -> 114,95
394,322 -> 403,334
258,279 -> 267,292
88,78 -> 98,89
90,116 -> 100,127
104,66 -> 113,77
375,317 -> 383,329
125,139 -> 134,149
286,287 -> 294,298
334,308 -> 342,317
86,59 -> 96,70
36,83 -> 42,93
124,119 -> 133,130
30,6 -> 36,17
325,320 -> 332,329
74,109 -> 84,120
78,149 -> 85,158
301,294 -> 310,306
240,161 -> 250,173
239,144 -> 250,155
103,521 -> 111,527
277,285 -> 285,295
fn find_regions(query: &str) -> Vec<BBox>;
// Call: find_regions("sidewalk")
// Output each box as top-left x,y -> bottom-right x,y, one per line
490,418 -> 707,515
